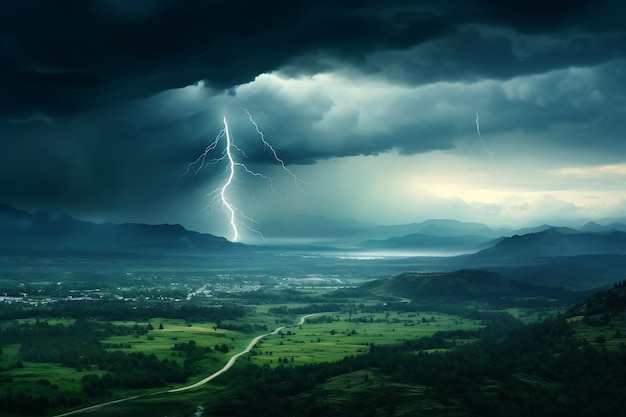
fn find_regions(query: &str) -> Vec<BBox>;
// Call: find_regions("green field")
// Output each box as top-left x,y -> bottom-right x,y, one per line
0,317 -> 267,413
568,315 -> 626,350
251,309 -> 482,367
1,245 -> 623,417
0,305 -> 484,413
0,297 -> 553,417
2,360 -> 94,396
103,318 -> 241,364
303,369 -> 470,416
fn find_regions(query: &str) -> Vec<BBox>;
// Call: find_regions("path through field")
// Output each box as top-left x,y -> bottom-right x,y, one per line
53,313 -> 320,416
167,313 -> 318,393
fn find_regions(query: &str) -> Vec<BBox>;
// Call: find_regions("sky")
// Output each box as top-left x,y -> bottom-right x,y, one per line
1,0 -> 626,241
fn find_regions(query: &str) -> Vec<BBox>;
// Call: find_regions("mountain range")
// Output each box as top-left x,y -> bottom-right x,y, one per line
257,214 -> 510,242
2,202 -> 626,261
257,213 -> 626,252
455,228 -> 626,290
469,227 -> 626,260
2,202 -> 626,291
0,203 -> 239,254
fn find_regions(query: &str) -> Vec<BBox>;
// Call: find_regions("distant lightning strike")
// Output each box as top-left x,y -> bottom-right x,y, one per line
181,110 -> 302,242
471,112 -> 494,160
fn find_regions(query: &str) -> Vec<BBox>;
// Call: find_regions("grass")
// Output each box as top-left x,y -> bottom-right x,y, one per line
250,310 -> 482,367
302,369 -> 471,416
0,316 -> 267,410
1,343 -> 102,402
567,315 -> 626,351
101,317 -> 268,385
0,343 -> 20,369
502,307 -> 560,324
0,359 -> 103,400
0,304 -> 490,416
105,318 -> 232,360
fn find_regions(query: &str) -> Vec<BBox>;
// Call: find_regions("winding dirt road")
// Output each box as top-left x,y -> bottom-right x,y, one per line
53,313 -> 321,416
166,325 -> 285,393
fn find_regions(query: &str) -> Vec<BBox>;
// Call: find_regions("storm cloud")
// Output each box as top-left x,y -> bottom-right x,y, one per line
1,0 -> 625,237
2,0 -> 623,118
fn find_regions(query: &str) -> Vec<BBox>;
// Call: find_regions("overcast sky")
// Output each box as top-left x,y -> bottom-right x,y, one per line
1,0 -> 625,241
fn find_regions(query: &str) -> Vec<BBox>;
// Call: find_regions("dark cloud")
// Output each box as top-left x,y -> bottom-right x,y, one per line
0,0 -> 445,119
472,0 -> 624,33
366,26 -> 626,86
1,0 -> 625,233
1,0 -> 623,120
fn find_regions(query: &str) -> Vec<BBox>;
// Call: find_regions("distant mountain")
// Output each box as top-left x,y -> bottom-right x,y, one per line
0,203 -> 239,254
349,269 -> 571,302
357,219 -> 512,240
595,216 -> 626,227
257,215 -> 611,253
580,221 -> 606,233
512,224 -> 581,236
470,228 -> 626,261
361,232 -> 495,253
453,228 -> 626,290
581,221 -> 626,233
257,215 -> 622,248
257,215 -> 514,245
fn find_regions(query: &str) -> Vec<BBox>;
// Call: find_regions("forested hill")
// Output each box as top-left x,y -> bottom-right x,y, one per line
207,292 -> 626,417
470,228 -> 626,261
351,269 -> 573,303
566,281 -> 626,318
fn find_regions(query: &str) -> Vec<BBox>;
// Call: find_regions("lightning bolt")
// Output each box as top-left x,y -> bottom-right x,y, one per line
242,108 -> 303,188
470,112 -> 494,160
178,129 -> 226,187
220,117 -> 239,241
180,110 -> 302,242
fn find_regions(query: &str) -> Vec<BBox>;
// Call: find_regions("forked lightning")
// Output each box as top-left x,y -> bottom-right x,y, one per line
180,110 -> 302,242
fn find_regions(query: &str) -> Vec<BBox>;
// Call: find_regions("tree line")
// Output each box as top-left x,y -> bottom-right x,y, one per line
0,318 -> 216,412
0,299 -> 248,321
203,314 -> 626,417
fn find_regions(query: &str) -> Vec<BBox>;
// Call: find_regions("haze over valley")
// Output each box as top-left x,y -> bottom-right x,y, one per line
2,1 -> 626,416
2,200 -> 626,416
